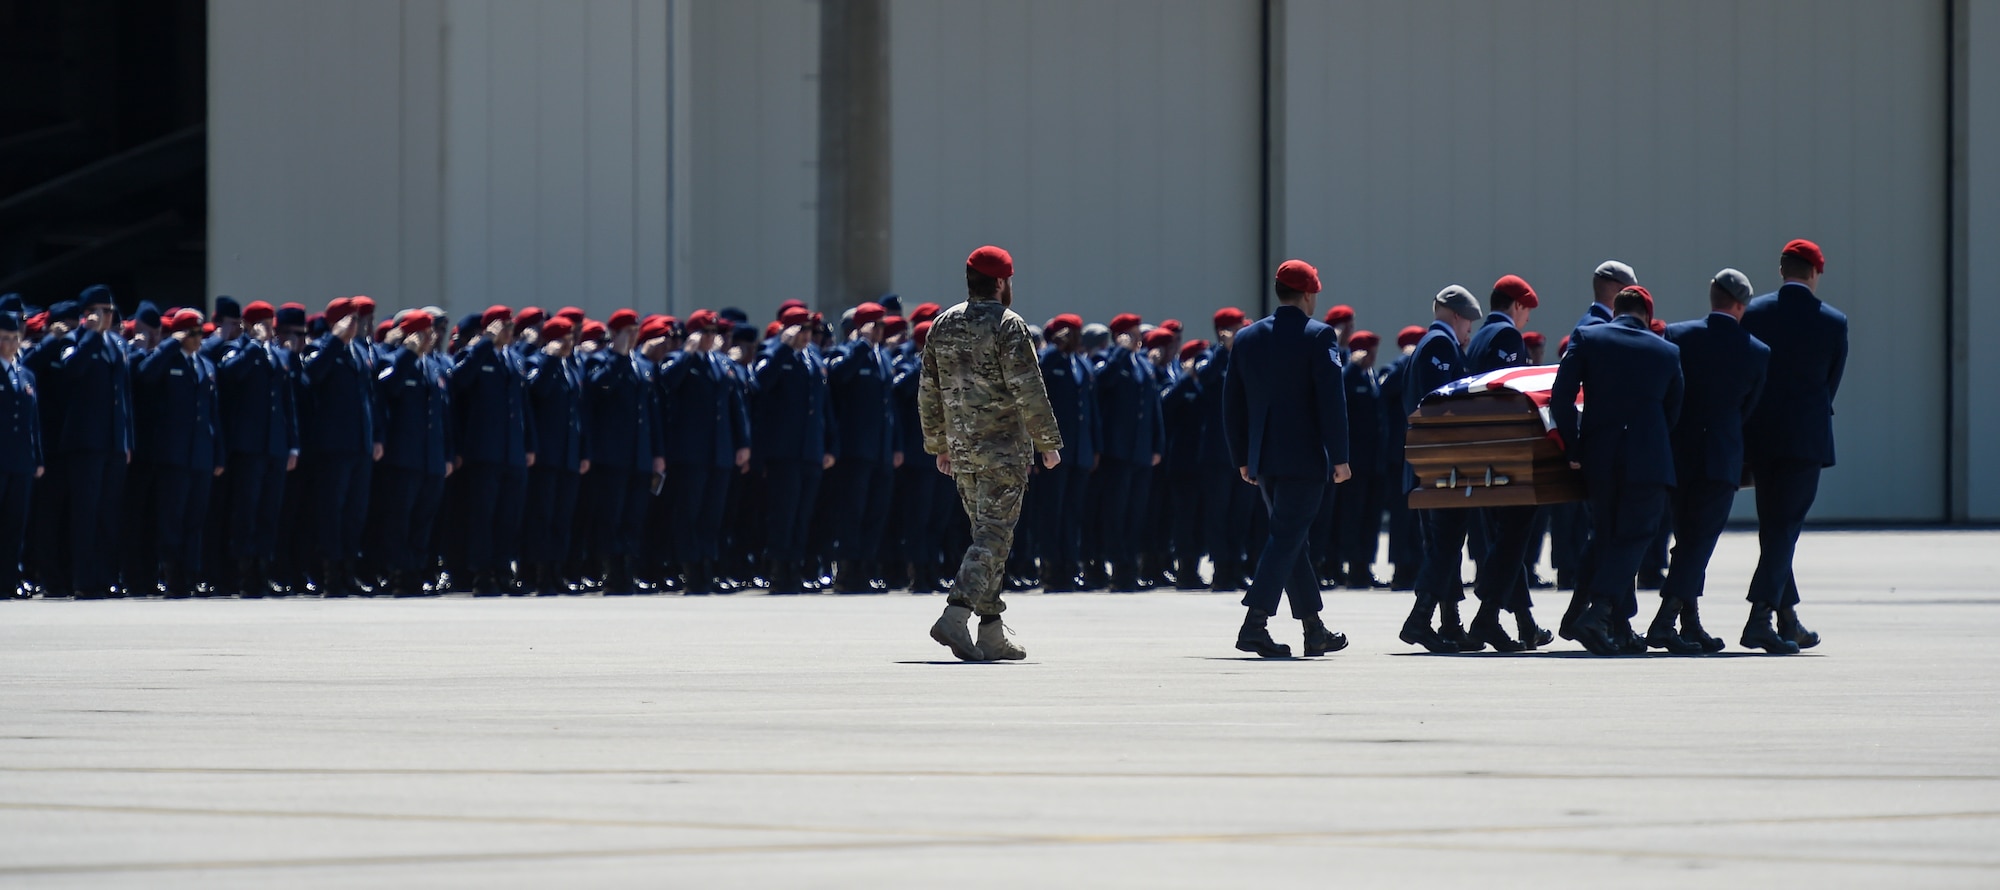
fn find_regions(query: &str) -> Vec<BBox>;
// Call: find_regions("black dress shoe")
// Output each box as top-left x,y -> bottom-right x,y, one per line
1389,573 -> 1416,592
1399,621 -> 1459,653
1468,616 -> 1524,653
1529,574 -> 1555,590
1303,622 -> 1348,656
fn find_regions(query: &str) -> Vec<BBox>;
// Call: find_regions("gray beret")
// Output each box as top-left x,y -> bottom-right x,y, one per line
1593,260 -> 1638,286
1434,285 -> 1483,321
1711,268 -> 1754,304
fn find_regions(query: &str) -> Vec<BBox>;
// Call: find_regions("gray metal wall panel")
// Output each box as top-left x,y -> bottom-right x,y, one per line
1970,0 -> 2000,520
216,0 -> 677,319
1283,0 -> 1947,521
210,0 -> 410,308
889,0 -> 1262,330
689,0 -> 819,316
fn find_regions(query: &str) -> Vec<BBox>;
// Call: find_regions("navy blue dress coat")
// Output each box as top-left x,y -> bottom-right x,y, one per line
1663,313 -> 1770,485
1222,304 -> 1349,480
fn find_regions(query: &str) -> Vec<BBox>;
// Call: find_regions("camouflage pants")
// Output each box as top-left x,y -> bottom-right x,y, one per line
946,462 -> 1029,617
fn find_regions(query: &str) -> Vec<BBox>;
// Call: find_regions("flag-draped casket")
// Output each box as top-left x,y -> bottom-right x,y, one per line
1405,366 -> 1585,509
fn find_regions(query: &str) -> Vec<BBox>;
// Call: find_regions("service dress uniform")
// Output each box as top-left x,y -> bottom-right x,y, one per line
215,330 -> 298,593
450,333 -> 537,594
0,346 -> 42,596
523,345 -> 587,594
133,338 -> 225,596
372,340 -> 452,595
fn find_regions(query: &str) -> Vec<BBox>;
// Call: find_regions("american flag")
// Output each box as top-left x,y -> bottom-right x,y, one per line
1423,365 -> 1575,432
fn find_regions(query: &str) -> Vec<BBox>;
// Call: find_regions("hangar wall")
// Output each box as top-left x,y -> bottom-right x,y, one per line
1279,0 -> 1949,522
888,0 -> 1262,331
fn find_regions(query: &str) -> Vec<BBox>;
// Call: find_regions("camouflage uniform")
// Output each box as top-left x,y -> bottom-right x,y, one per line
918,296 -> 1063,616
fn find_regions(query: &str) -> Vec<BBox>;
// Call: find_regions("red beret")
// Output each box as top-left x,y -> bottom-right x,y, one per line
1109,313 -> 1143,335
1619,286 -> 1655,317
540,316 -> 575,340
1559,335 -> 1572,354
481,305 -> 512,327
911,302 -> 942,325
1492,274 -> 1539,309
242,300 -> 276,325
1523,331 -> 1546,348
1324,305 -> 1355,325
580,320 -> 607,342
1179,339 -> 1210,362
375,319 -> 394,340
325,297 -> 354,322
166,309 -> 203,334
1649,318 -> 1668,335
779,306 -> 811,326
349,295 -> 376,316
1045,313 -> 1083,335
1397,325 -> 1426,348
515,306 -> 548,328
1142,328 -> 1175,350
913,320 -> 933,349
853,302 -> 886,326
556,306 -> 587,323
1213,307 -> 1247,330
1348,330 -> 1380,352
203,322 -> 216,336
764,320 -> 783,339
967,245 -> 1014,279
25,313 -> 45,336
1159,318 -> 1183,334
607,308 -> 640,331
120,319 -> 137,336
686,309 -> 719,332
636,317 -> 670,342
1782,238 -> 1825,274
399,312 -> 433,334
883,315 -> 908,336
777,299 -> 807,317
1276,259 -> 1322,294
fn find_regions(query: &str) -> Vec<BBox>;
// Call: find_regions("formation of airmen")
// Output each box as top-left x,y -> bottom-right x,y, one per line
0,238 -> 1843,661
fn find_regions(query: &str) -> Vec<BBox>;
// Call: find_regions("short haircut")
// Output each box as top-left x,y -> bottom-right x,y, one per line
1779,254 -> 1817,281
1490,287 -> 1517,312
966,266 -> 1001,299
1710,282 -> 1745,310
1274,282 -> 1304,303
1613,289 -> 1652,318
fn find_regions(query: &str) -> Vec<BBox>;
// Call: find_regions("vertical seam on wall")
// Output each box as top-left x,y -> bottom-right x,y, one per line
1943,0 -> 1957,522
1257,0 -> 1270,317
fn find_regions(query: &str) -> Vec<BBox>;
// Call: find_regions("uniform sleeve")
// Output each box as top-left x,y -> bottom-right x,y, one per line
1314,330 -> 1350,467
1222,346 -> 1248,470
1550,338 -> 1585,456
1826,316 -> 1848,404
917,344 -> 946,457
1663,354 -> 1685,430
1001,317 -> 1063,453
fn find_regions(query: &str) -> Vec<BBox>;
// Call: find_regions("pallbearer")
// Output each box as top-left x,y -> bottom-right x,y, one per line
1400,287 -> 1483,653
1739,239 -> 1846,653
1463,275 -> 1551,650
1654,269 -> 1769,651
1222,260 -> 1352,659
1550,286 -> 1683,656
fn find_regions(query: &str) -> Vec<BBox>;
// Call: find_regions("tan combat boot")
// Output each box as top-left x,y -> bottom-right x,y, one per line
930,605 -> 985,661
977,618 -> 1026,660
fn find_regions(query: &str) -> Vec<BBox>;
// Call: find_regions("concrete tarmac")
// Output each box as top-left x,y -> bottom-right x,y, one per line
2,529 -> 1997,887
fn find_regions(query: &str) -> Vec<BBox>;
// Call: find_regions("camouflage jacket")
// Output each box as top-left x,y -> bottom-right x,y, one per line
917,297 -> 1063,471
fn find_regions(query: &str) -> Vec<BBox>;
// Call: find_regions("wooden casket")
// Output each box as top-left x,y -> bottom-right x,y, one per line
1405,366 -> 1586,509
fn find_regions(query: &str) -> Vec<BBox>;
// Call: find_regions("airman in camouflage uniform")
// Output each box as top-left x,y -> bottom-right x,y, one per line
919,245 -> 1064,661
